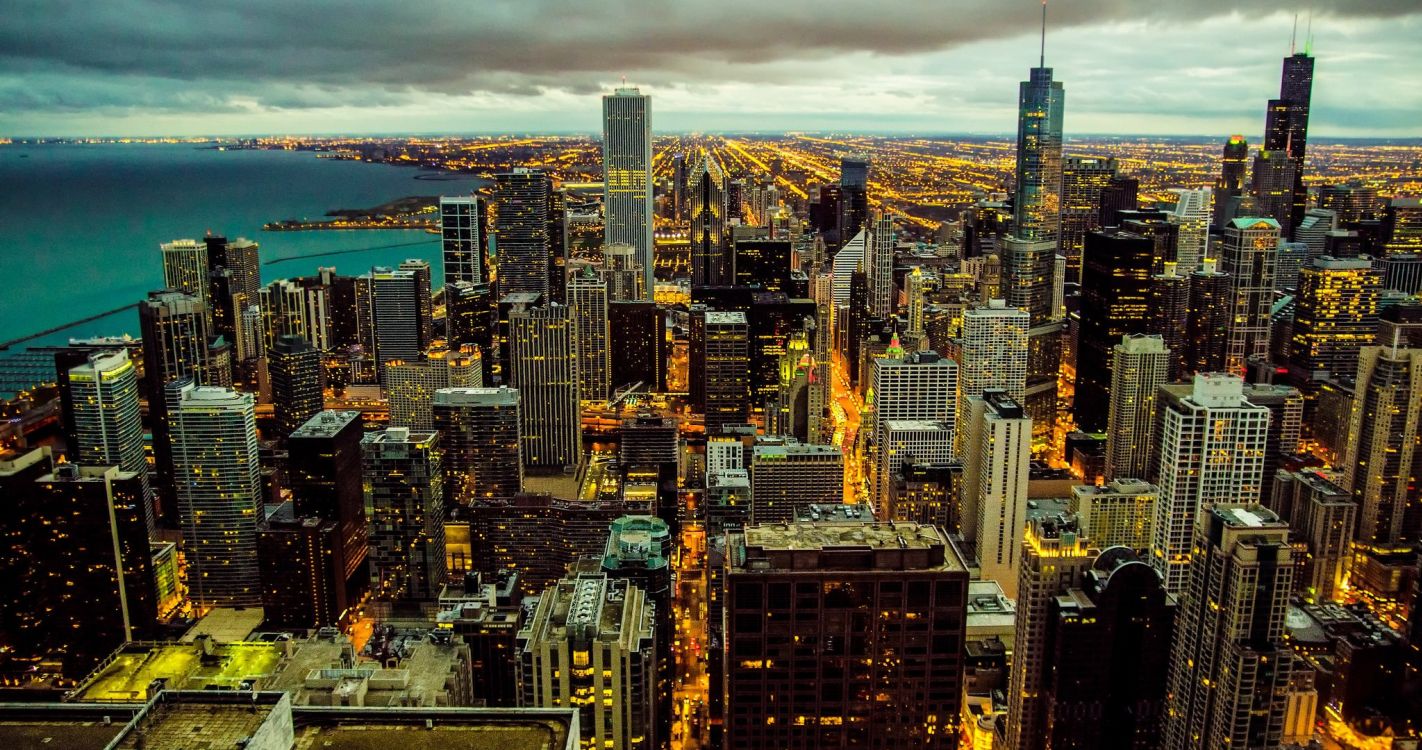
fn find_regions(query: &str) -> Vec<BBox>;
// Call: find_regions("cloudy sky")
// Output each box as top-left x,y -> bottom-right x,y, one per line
2,0 -> 1420,138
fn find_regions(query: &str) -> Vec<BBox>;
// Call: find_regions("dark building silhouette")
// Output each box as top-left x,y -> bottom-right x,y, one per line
1184,258 -> 1231,374
268,334 -> 324,438
733,239 -> 794,293
258,501 -> 348,628
1075,228 -> 1154,432
445,280 -> 495,381
286,410 -> 367,613
1212,135 -> 1250,228
609,301 -> 667,392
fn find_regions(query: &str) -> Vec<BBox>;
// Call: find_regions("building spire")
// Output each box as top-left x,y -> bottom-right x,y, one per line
1040,0 -> 1048,68
1290,12 -> 1298,55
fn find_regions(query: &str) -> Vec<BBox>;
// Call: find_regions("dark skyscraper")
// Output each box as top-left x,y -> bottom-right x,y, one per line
268,334 -> 324,438
609,300 -> 667,392
494,168 -> 553,298
287,409 -> 368,609
1211,135 -> 1250,228
1058,156 -> 1117,284
445,279 -> 495,380
839,154 -> 870,242
690,154 -> 731,288
1261,51 -> 1315,236
1075,228 -> 1155,432
1184,258 -> 1231,374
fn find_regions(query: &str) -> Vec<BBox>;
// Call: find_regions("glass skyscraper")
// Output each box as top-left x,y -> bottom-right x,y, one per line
602,87 -> 654,299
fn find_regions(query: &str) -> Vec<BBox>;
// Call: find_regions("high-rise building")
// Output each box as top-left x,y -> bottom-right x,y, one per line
363,426 -> 446,601
1004,512 -> 1101,750
608,301 -> 666,392
160,238 -> 209,303
724,519 -> 968,749
690,155 -> 730,287
839,154 -> 871,242
603,244 -> 647,302
877,421 -> 953,519
268,334 -> 324,437
517,572 -> 657,750
1170,187 -> 1211,273
1098,175 -> 1140,228
567,267 -> 610,402
287,410 -> 368,613
1340,345 -> 1422,545
868,350 -> 957,512
445,279 -> 494,374
2,461 -> 157,680
205,235 -> 261,306
693,310 -> 751,434
1320,183 -> 1382,225
1040,546 -> 1176,750
1184,257 -> 1231,374
603,86 -> 654,299
905,266 -> 927,338
1104,334 -> 1170,482
1270,469 -> 1356,602
1251,148 -> 1299,233
65,350 -> 151,518
1296,207 -> 1338,262
868,211 -> 895,318
385,345 -> 483,430
1075,228 -> 1155,431
1069,478 -> 1158,551
170,383 -> 261,609
1058,156 -> 1117,282
433,387 -> 523,506
1149,374 -> 1270,593
1220,218 -> 1281,374
259,277 -> 332,352
508,304 -> 580,470
953,300 -> 1029,448
1211,135 -> 1249,228
1287,255 -> 1382,389
1261,50 -> 1315,236
959,390 -> 1031,597
1163,505 -> 1295,750
1148,264 -> 1190,378
1382,197 -> 1422,256
494,168 -> 553,298
441,195 -> 488,285
364,266 -> 431,377
1013,52 -> 1065,242
748,441 -> 843,524
397,258 -> 434,347
257,501 -> 347,628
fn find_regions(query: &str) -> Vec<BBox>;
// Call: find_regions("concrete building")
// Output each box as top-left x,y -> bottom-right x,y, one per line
1069,477 -> 1157,551
602,87 -> 654,299
748,441 -> 844,524
363,427 -> 446,602
1220,218 -> 1281,374
959,390 -> 1031,597
868,350 -> 957,514
1270,469 -> 1357,602
1340,345 -> 1422,545
1103,334 -> 1170,481
953,300 -> 1029,453
433,387 -> 523,506
441,194 -> 488,285
568,267 -> 610,402
385,344 -> 483,431
509,304 -> 581,471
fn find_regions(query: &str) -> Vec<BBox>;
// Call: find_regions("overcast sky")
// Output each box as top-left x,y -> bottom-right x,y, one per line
2,1 -> 1419,138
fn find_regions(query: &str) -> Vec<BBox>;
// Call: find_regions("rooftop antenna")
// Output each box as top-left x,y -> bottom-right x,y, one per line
1040,0 -> 1048,68
1290,12 -> 1298,55
1305,8 -> 1314,55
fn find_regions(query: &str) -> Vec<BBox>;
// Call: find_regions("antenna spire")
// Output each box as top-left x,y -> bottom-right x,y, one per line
1305,8 -> 1314,55
1040,0 -> 1047,68
1290,12 -> 1298,55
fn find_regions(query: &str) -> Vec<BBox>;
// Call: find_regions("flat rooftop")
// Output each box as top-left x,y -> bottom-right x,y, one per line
181,607 -> 265,642
112,700 -> 272,749
745,520 -> 945,552
291,720 -> 570,750
71,641 -> 284,703
0,718 -> 127,750
291,410 -> 362,438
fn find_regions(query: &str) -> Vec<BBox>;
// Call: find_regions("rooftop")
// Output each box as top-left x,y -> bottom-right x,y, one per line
290,410 -> 362,438
743,520 -> 955,558
70,640 -> 285,703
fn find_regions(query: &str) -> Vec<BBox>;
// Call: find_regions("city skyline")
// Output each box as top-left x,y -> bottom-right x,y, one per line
2,3 -> 1420,138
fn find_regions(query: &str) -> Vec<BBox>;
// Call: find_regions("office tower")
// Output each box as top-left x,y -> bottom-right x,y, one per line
440,195 -> 488,285
508,304 -> 580,470
691,310 -> 750,434
1013,42 -> 1065,242
1170,187 -> 1211,273
1378,300 -> 1422,348
1382,197 -> 1422,255
1296,208 -> 1338,261
620,415 -> 679,468
65,350 -> 151,514
363,266 -> 429,376
597,514 -> 673,749
363,426 -> 446,601
170,383 -> 261,609
748,441 -> 843,523
385,345 -> 482,430
548,187 -> 569,304
959,390 -> 1031,597
953,300 -> 1029,449
1104,334 -> 1170,482
724,519 -> 968,749
140,290 -> 218,516
2,462 -> 157,680
1058,156 -> 1117,282
1184,257 -> 1230,373
494,168 -> 553,297
671,152 -> 687,219
1163,505 -> 1295,750
287,410 -> 367,611
731,238 -> 792,292
603,86 -> 654,299
1211,135 -> 1250,228
259,277 -> 332,351
868,350 -> 957,511
267,334 -> 324,437
1220,218 -> 1281,374
1098,175 -> 1140,228
1242,382 -> 1304,501
602,243 -> 646,302
257,501 -> 347,628
1041,547 -> 1175,750
1075,228 -> 1155,432
1252,148 -> 1300,232
839,154 -> 870,241
878,421 -> 953,519
445,279 -> 494,366
1341,345 -> 1422,545
1381,254 -> 1422,295
1262,50 -> 1314,236
205,235 -> 261,305
905,266 -> 926,337
1070,478 -> 1158,551
397,258 -> 434,344
1287,256 -> 1382,388
690,154 -> 730,287
160,238 -> 209,303
1274,240 -> 1309,292
868,211 -> 895,317
1149,374 -> 1270,593
1002,234 -> 1055,325
1320,183 -> 1381,225
517,572 -> 657,750
567,267 -> 610,402
433,387 -> 523,505
1270,469 -> 1357,602
608,301 -> 666,392
1148,264 -> 1190,377
1004,512 -> 1101,750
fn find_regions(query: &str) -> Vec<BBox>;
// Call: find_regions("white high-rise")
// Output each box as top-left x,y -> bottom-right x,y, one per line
568,267 -> 610,402
960,390 -> 1031,598
1104,334 -> 1171,482
879,420 -> 953,520
1220,217 -> 1281,374
603,87 -> 654,299
869,211 -> 895,318
953,299 -> 1028,452
1149,373 -> 1270,593
905,266 -> 926,338
1170,187 -> 1211,274
440,195 -> 485,285
170,382 -> 261,609
67,350 -> 152,525
868,350 -> 957,515
160,239 -> 208,303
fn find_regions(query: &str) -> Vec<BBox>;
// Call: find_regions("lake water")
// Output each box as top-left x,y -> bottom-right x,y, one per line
0,142 -> 483,347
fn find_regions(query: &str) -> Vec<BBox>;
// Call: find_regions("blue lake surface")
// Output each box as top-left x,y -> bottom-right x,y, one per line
0,142 -> 482,346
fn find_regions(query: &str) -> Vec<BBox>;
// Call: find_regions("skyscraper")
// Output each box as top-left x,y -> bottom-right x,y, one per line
568,267 -> 610,402
1104,334 -> 1170,482
1058,156 -> 1117,282
364,266 -> 431,377
1341,345 -> 1422,545
433,387 -> 523,506
1163,505 -> 1296,750
140,289 -> 217,517
160,238 -> 209,303
603,243 -> 647,302
959,390 -> 1031,597
1287,255 -> 1382,389
440,195 -> 488,285
508,304 -> 580,470
608,300 -> 667,392
603,86 -> 654,299
839,154 -> 870,242
1170,187 -> 1211,273
259,277 -> 332,352
1070,478 -> 1158,551
1220,217 -> 1281,374
748,441 -> 844,524
724,518 -> 968,749
287,409 -> 368,612
1211,135 -> 1249,228
362,426 -> 447,602
868,350 -> 957,513
1270,469 -> 1357,602
65,350 -> 151,517
690,155 -> 730,288
954,300 -> 1029,447
385,345 -> 482,430
693,310 -> 751,434
1149,374 -> 1270,593
267,334 -> 324,437
1074,228 -> 1155,432
1013,34 -> 1065,242
1184,257 -> 1231,374
1262,50 -> 1315,237
494,168 -> 553,297
868,210 -> 895,318
445,279 -> 495,374
170,382 -> 261,609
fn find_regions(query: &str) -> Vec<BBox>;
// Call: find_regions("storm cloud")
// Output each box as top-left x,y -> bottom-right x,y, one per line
1,0 -> 1419,136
